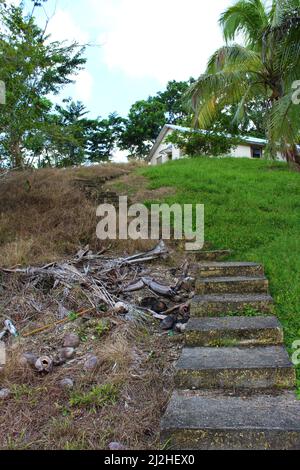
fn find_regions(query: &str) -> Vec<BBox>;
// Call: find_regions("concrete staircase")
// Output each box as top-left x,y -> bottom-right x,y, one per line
161,257 -> 300,450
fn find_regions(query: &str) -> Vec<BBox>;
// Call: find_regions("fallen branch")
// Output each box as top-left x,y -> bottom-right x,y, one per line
162,302 -> 190,316
0,242 -> 186,332
22,307 -> 95,338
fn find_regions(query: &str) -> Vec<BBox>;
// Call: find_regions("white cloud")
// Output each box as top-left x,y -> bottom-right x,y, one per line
95,0 -> 231,83
46,8 -> 90,44
112,148 -> 128,163
72,69 -> 94,103
5,0 -> 21,5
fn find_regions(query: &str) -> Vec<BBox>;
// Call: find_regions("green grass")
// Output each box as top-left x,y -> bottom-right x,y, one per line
69,384 -> 118,409
95,319 -> 111,338
141,157 -> 300,387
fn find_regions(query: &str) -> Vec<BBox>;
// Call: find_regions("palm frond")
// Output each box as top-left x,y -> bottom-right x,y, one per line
233,83 -> 264,123
219,0 -> 269,48
188,0 -> 300,164
207,44 -> 262,74
268,91 -> 300,148
186,70 -> 257,128
270,0 -> 300,27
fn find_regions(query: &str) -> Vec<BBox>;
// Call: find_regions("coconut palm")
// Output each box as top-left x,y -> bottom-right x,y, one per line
188,0 -> 300,168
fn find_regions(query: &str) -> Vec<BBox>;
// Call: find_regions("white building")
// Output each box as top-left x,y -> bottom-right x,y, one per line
149,124 -> 284,165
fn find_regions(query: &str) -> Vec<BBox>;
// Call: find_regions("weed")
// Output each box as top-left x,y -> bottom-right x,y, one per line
218,309 -> 265,318
11,384 -> 47,405
68,311 -> 79,322
95,319 -> 111,338
4,431 -> 32,450
69,384 -> 119,409
63,437 -> 89,451
209,338 -> 239,347
77,328 -> 88,342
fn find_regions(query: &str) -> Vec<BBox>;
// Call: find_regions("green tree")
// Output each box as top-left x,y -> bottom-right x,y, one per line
187,0 -> 300,168
120,97 -> 166,158
157,79 -> 194,124
33,102 -> 125,167
167,129 -> 240,157
52,100 -> 88,166
120,79 -> 193,159
0,4 -> 86,168
86,113 -> 125,163
166,109 -> 241,157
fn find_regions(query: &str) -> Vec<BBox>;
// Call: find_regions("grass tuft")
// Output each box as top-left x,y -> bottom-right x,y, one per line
69,384 -> 119,409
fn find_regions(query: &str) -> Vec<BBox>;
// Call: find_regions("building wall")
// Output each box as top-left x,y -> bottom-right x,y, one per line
276,151 -> 285,161
150,130 -> 257,165
150,129 -> 181,165
150,131 -> 285,165
172,145 -> 181,161
151,139 -> 255,165
229,144 -> 252,158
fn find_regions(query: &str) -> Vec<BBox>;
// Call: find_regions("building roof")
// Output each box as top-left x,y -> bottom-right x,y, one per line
159,144 -> 173,155
148,124 -> 267,160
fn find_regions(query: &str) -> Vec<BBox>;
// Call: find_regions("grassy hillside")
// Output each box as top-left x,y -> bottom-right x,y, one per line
142,157 -> 300,388
0,163 -> 142,267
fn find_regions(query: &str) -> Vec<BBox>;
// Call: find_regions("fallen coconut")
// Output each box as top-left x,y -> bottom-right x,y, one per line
21,352 -> 38,368
59,347 -> 75,361
84,355 -> 99,371
140,297 -> 168,313
161,315 -> 177,331
0,388 -> 11,399
35,356 -> 53,373
113,302 -> 128,315
175,323 -> 187,333
63,333 -> 80,349
179,303 -> 190,320
59,378 -> 74,390
181,277 -> 196,291
109,442 -> 126,450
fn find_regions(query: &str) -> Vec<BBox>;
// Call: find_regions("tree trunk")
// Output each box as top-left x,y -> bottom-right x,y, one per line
284,145 -> 300,172
9,139 -> 23,168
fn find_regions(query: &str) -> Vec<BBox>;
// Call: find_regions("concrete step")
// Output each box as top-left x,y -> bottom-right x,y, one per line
191,293 -> 274,316
196,276 -> 269,295
196,262 -> 264,279
185,316 -> 283,347
175,346 -> 296,390
160,390 -> 300,450
188,250 -> 232,262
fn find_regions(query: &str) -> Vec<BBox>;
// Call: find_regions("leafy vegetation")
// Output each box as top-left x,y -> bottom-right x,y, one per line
119,80 -> 194,158
188,0 -> 300,168
166,127 -> 240,157
0,3 -> 86,168
0,3 -> 123,167
95,320 -> 111,338
69,384 -> 119,409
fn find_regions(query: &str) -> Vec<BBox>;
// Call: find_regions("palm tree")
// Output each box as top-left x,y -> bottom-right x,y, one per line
187,0 -> 300,169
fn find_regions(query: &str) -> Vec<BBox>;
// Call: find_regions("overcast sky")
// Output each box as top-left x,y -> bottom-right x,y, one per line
9,0 -> 236,118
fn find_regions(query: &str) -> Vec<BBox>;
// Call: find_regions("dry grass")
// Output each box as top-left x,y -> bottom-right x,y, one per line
0,311 -> 179,450
106,172 -> 177,204
0,162 -> 183,450
0,163 -> 144,267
